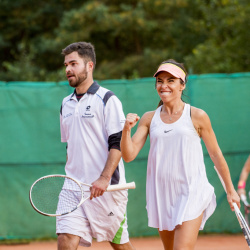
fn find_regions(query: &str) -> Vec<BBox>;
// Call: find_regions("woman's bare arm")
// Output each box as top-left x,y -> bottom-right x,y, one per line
121,111 -> 155,162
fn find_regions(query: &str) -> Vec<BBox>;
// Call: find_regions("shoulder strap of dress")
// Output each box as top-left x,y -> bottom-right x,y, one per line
184,103 -> 190,116
150,106 -> 161,126
154,105 -> 162,119
181,103 -> 191,121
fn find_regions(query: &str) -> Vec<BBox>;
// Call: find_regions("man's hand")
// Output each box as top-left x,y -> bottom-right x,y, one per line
89,175 -> 110,200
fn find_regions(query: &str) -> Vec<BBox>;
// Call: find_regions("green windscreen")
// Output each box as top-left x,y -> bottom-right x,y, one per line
0,73 -> 250,240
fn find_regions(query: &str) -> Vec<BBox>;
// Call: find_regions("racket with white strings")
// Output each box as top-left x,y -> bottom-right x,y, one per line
214,166 -> 250,248
29,175 -> 136,217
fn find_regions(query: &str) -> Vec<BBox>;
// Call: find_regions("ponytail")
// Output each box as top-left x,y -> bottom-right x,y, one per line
157,100 -> 163,108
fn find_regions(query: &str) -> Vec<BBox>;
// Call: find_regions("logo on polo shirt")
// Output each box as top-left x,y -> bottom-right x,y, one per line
64,113 -> 73,118
82,105 -> 94,118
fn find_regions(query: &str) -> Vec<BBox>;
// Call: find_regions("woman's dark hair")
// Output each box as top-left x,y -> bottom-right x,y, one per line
156,59 -> 188,107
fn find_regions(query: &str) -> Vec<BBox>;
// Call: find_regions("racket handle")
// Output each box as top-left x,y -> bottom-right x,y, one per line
233,202 -> 241,214
107,182 -> 136,191
214,166 -> 227,192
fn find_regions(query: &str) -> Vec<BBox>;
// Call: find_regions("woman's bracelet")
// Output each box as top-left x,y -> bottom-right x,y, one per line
238,180 -> 246,189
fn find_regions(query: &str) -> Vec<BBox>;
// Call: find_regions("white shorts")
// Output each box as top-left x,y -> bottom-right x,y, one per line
56,190 -> 129,247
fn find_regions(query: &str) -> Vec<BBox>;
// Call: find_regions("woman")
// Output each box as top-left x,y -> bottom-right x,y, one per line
120,59 -> 240,250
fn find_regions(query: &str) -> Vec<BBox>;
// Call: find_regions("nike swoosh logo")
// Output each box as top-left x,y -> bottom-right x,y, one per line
164,129 -> 173,133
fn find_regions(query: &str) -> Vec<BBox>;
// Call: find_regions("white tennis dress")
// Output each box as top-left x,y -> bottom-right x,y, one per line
146,103 -> 216,231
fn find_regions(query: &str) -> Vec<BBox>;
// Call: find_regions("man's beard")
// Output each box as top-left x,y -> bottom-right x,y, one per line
68,68 -> 88,88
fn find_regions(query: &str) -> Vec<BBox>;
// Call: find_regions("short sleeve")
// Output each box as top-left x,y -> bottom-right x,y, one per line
104,95 -> 125,137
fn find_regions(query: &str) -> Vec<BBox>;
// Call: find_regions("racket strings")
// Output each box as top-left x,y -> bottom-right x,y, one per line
57,189 -> 82,215
30,176 -> 83,216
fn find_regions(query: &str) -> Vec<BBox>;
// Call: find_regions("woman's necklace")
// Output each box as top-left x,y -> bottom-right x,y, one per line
167,106 -> 184,121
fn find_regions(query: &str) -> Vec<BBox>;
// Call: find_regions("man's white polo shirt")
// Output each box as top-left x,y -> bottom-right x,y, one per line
60,81 -> 126,189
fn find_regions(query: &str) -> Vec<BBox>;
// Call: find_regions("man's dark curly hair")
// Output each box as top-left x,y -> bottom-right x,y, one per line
62,42 -> 96,69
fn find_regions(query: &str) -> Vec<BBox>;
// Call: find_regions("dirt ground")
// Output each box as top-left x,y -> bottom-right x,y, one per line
0,234 -> 249,250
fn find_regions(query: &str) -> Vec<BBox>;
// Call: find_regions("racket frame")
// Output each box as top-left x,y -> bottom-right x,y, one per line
29,174 -> 136,217
29,175 -> 86,217
214,166 -> 250,248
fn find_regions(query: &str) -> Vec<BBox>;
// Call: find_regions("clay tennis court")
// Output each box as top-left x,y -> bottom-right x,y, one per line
0,234 -> 248,250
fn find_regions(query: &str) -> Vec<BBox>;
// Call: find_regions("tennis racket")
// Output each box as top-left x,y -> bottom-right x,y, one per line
241,194 -> 250,228
214,166 -> 250,248
29,174 -> 136,217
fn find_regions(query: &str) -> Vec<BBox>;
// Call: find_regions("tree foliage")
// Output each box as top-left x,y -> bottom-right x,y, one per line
0,0 -> 249,81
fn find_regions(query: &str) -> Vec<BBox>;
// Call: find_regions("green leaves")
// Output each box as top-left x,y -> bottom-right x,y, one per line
185,0 -> 250,73
0,0 -> 249,81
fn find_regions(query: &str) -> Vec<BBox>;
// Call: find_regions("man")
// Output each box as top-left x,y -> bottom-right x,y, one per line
58,42 -> 134,250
